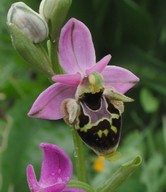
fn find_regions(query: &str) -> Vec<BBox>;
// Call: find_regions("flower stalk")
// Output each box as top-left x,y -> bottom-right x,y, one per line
71,128 -> 87,183
47,40 -> 64,74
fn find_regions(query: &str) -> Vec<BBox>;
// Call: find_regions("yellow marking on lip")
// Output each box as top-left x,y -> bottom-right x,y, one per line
111,113 -> 119,119
97,130 -> 103,138
97,129 -> 109,138
80,126 -> 89,132
103,129 -> 108,136
111,126 -> 117,133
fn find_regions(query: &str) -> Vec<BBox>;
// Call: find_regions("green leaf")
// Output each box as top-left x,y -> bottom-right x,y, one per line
8,24 -> 54,77
140,88 -> 160,113
96,156 -> 142,192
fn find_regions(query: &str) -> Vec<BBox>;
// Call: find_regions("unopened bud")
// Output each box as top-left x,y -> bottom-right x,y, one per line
39,0 -> 72,40
7,2 -> 48,43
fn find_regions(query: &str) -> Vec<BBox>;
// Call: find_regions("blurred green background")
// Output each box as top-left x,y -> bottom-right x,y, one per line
1,0 -> 166,191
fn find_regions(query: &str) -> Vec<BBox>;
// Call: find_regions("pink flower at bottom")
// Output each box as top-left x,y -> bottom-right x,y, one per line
27,143 -> 85,192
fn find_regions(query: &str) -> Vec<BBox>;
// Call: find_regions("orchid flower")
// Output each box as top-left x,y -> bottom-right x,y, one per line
28,18 -> 139,120
27,143 -> 85,192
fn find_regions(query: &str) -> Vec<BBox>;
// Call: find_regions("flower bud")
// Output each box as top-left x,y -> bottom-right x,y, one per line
7,2 -> 48,43
39,0 -> 72,40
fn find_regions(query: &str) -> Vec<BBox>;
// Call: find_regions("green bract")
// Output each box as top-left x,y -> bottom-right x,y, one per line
8,24 -> 54,76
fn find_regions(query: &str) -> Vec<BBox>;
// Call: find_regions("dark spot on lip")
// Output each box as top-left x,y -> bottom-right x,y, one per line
93,119 -> 111,131
106,98 -> 120,114
79,107 -> 89,127
112,119 -> 121,136
81,91 -> 103,110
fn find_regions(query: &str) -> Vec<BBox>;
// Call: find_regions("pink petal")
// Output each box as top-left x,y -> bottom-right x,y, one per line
27,143 -> 73,192
102,66 -> 139,93
63,188 -> 86,192
27,165 -> 39,191
39,143 -> 72,186
39,184 -> 65,192
86,54 -> 111,75
27,166 -> 65,192
52,72 -> 81,86
28,83 -> 76,120
59,18 -> 96,74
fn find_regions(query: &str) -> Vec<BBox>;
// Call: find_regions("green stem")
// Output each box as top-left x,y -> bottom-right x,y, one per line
71,128 -> 87,182
48,40 -> 64,74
